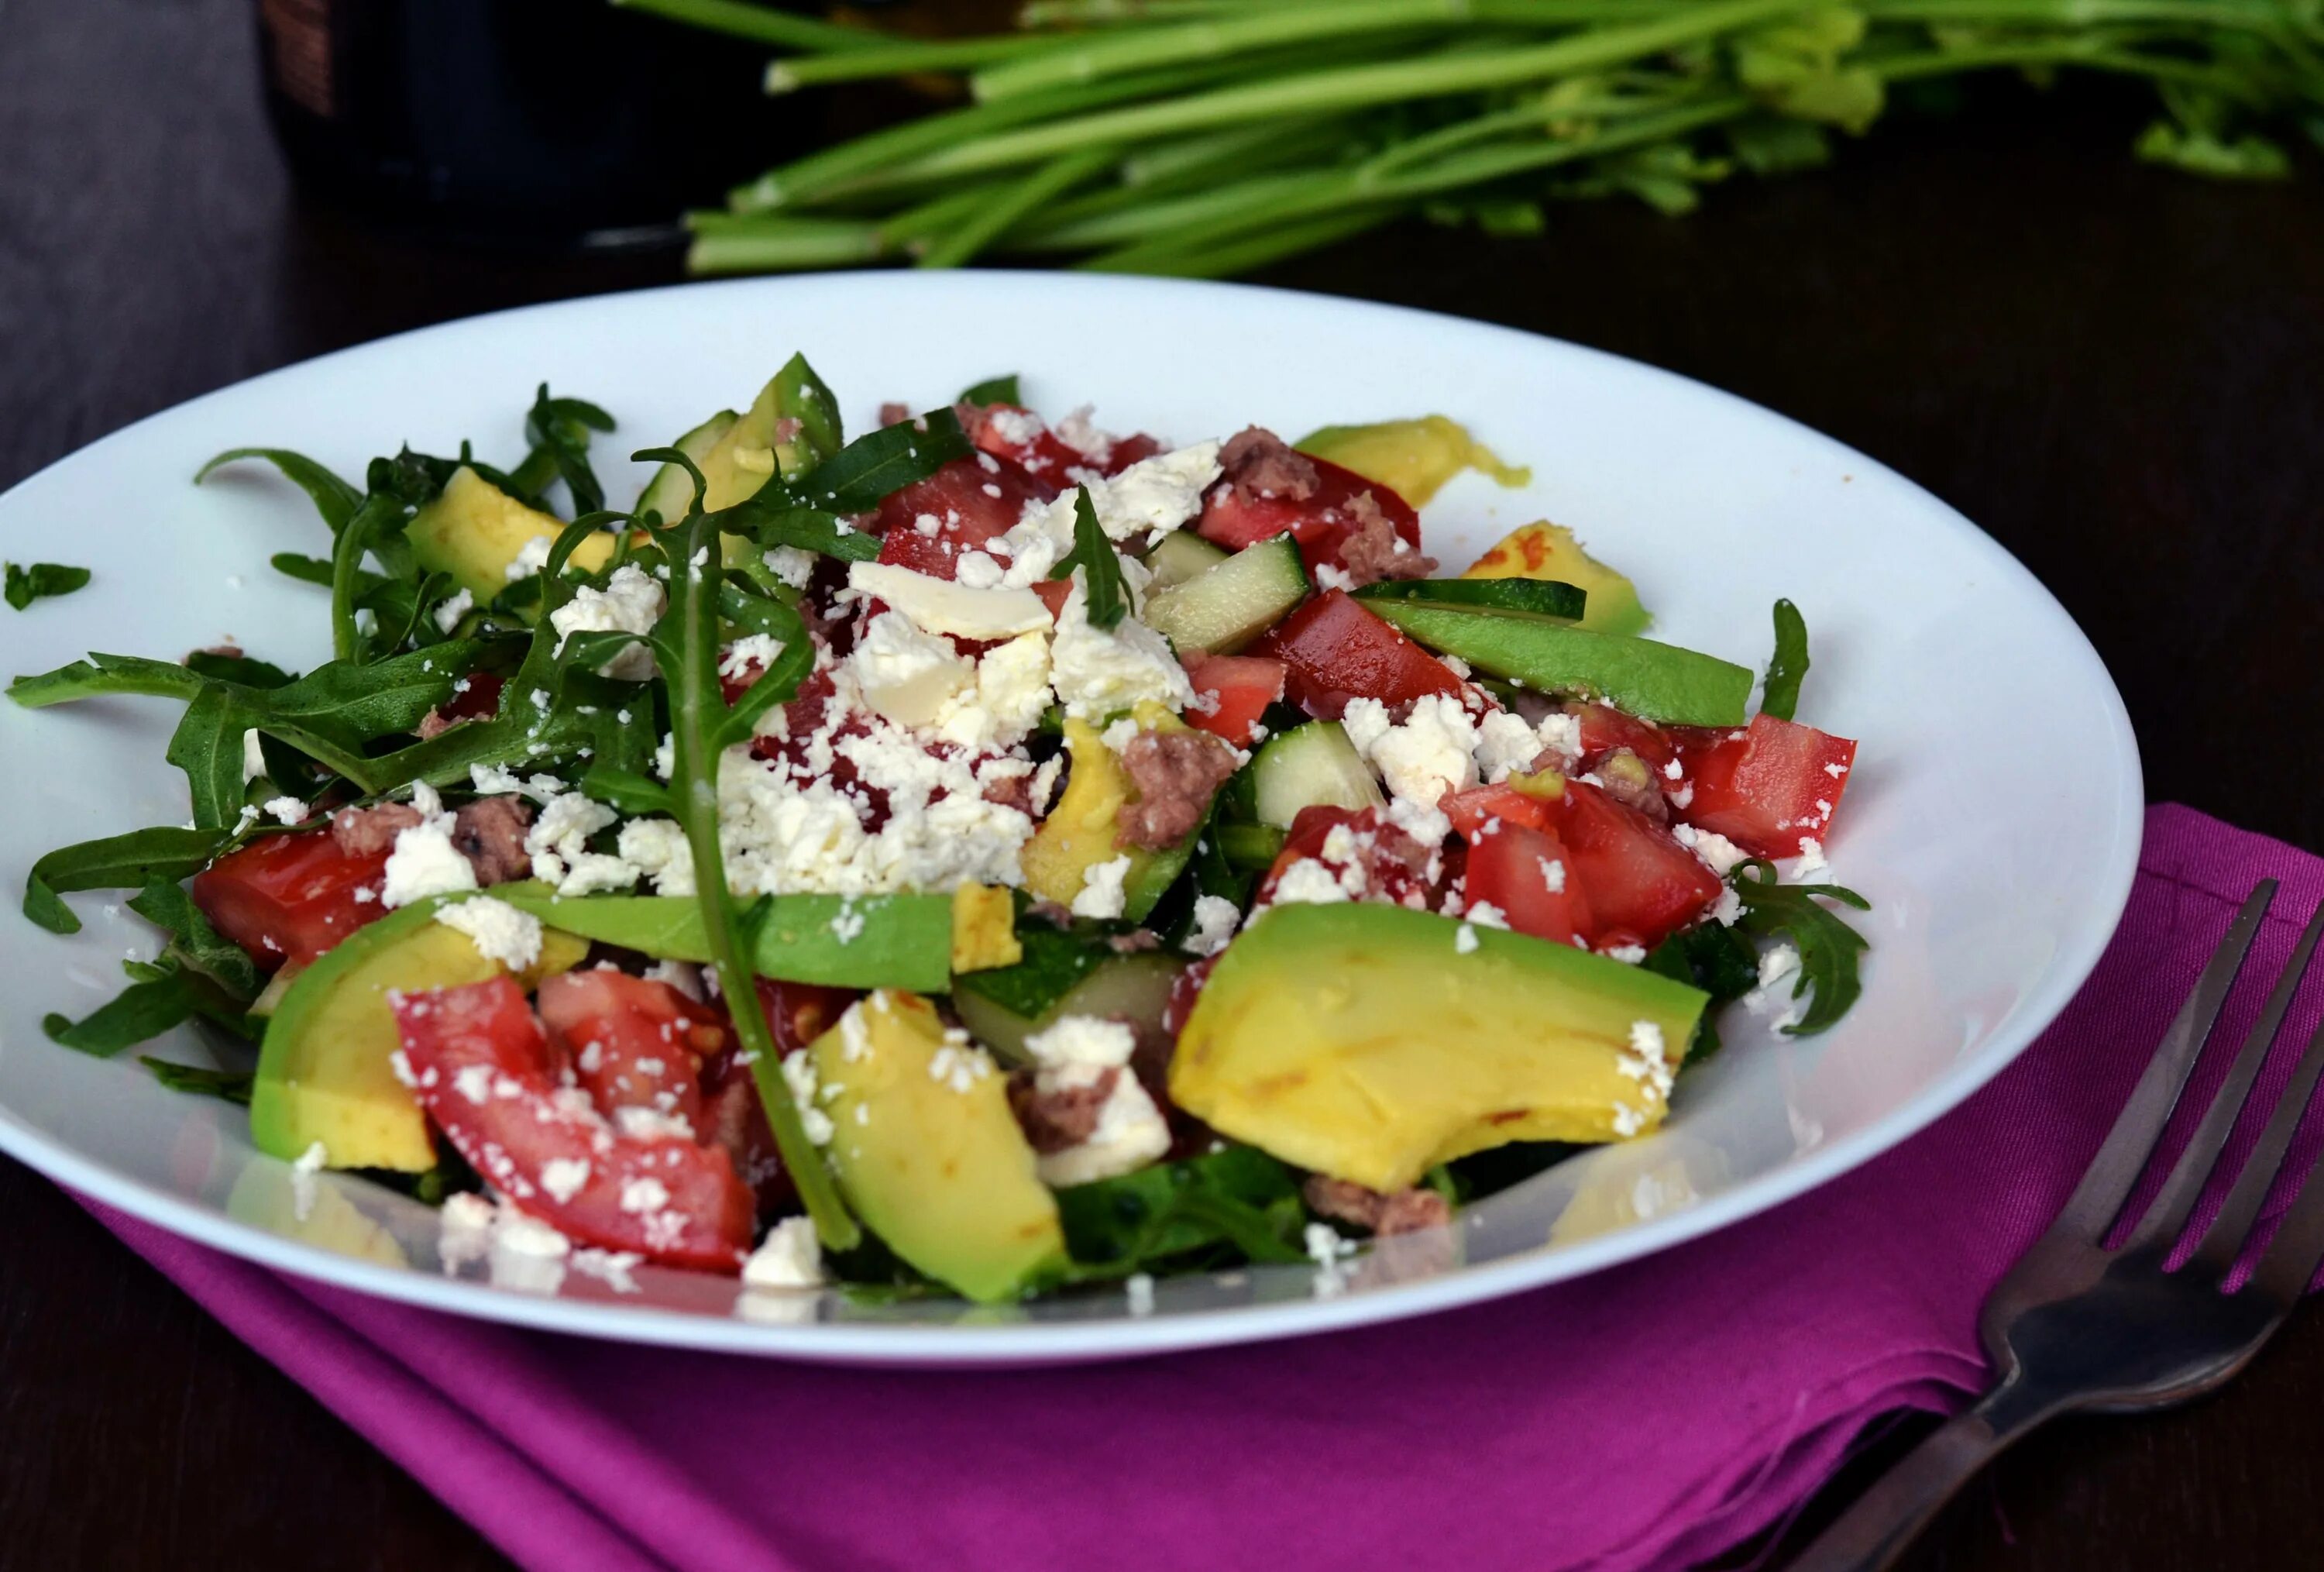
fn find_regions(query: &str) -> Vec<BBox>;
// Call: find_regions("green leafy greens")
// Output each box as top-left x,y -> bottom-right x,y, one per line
1049,484 -> 1127,630
5,562 -> 91,611
1731,858 -> 1872,1035
1760,597 -> 1810,721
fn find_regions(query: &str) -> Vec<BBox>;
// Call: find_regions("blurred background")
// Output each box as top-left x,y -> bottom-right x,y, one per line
3,2 -> 2322,1569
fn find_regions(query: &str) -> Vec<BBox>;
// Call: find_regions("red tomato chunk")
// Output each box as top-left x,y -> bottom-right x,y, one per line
191,831 -> 388,969
1181,652 -> 1286,748
1197,454 -> 1422,578
393,975 -> 755,1271
1673,713 -> 1858,858
1253,590 -> 1468,720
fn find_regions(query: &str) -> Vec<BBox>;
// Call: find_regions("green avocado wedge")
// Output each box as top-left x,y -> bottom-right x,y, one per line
1354,576 -> 1585,622
490,889 -> 954,992
1361,600 -> 1752,726
1171,902 -> 1709,1193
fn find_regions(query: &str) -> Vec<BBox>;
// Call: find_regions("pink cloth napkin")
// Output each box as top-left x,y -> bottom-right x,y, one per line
84,803 -> 2324,1572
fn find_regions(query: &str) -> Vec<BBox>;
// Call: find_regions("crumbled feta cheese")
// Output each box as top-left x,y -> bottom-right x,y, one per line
1464,900 -> 1510,930
617,817 -> 695,896
848,610 -> 975,729
720,632 -> 787,681
1270,857 -> 1352,906
380,786 -> 478,909
1669,822 -> 1748,876
741,1216 -> 826,1290
261,796 -> 307,826
1455,923 -> 1480,955
241,729 -> 271,785
846,561 -> 1052,640
1023,1016 -> 1171,1186
1794,836 -> 1828,875
547,562 -> 664,682
762,545 -> 816,590
1049,576 -> 1196,720
504,535 -> 553,582
931,628 -> 1052,750
1342,693 -> 1478,807
1741,942 -> 1806,1030
1603,943 -> 1648,965
469,764 -> 566,803
1070,854 -> 1134,920
1186,894 -> 1243,957
1474,708 -> 1547,783
525,791 -> 634,896
493,1206 -> 572,1259
431,587 -> 475,634
1536,710 -> 1583,762
1313,563 -> 1355,593
1385,795 -> 1452,847
432,895 -> 544,970
1124,1272 -> 1156,1317
539,1158 -> 591,1205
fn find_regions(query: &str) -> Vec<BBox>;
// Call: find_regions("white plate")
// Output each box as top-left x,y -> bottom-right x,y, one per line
0,273 -> 2142,1364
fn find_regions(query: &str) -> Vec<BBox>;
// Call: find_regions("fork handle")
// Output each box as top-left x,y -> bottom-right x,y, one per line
1784,1374 -> 2064,1572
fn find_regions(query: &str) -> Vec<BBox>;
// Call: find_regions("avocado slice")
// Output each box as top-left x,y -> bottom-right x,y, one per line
1466,521 -> 1650,638
1019,707 -> 1201,924
1294,415 -> 1530,507
490,887 -> 956,992
1170,902 -> 1708,1193
808,991 -> 1067,1302
249,887 -> 586,1171
636,408 -> 739,522
1360,600 -> 1753,727
407,466 -> 617,604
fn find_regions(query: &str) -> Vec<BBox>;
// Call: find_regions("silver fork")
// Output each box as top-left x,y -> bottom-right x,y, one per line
1789,880 -> 2324,1572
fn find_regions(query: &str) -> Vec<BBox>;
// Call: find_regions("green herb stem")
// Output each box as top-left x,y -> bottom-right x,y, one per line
768,33 -> 1060,92
916,145 -> 1119,267
608,0 -> 881,50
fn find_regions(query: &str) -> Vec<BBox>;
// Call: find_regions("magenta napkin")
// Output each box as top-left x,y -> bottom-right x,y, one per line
84,804 -> 2324,1572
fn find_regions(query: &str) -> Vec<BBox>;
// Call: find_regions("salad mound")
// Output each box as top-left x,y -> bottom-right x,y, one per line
11,362 -> 1869,1305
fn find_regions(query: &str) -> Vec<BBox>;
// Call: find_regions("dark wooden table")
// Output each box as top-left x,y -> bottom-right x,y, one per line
5,3 -> 2322,1569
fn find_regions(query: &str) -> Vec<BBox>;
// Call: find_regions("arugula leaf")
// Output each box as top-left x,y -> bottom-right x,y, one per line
525,384 -> 617,514
576,764 -> 673,817
44,972 -> 199,1057
140,1056 -> 255,1106
1760,597 -> 1809,721
185,650 -> 295,688
957,373 -> 1021,408
773,353 -> 844,473
166,686 -> 253,831
1049,485 -> 1127,629
7,652 -> 205,708
5,562 -> 93,611
726,500 -> 881,562
631,445 -> 709,521
1643,920 -> 1757,1063
1056,1147 -> 1308,1273
196,449 -> 363,535
127,876 -> 259,997
1731,859 -> 1872,1035
787,404 -> 970,514
23,826 -> 228,934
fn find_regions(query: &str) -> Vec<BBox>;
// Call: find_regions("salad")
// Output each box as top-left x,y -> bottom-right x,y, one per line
11,360 -> 1869,1305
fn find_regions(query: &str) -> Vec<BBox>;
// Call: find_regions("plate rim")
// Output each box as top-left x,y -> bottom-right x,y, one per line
0,269 -> 2146,1364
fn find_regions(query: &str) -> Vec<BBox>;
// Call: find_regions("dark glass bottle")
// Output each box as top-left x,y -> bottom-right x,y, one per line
255,0 -> 810,252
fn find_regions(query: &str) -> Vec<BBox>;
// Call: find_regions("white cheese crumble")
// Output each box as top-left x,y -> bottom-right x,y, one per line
1742,942 -> 1806,1030
932,628 -> 1053,751
720,632 -> 787,681
538,1158 -> 591,1205
1049,575 -> 1196,720
431,895 -> 544,970
1342,693 -> 1478,807
525,791 -> 634,896
504,535 -> 553,582
1669,822 -> 1749,876
1473,707 -> 1548,783
846,560 -> 1053,641
261,796 -> 306,826
547,562 -> 664,682
1793,836 -> 1829,875
241,728 -> 267,785
431,587 -> 475,634
1463,900 -> 1511,930
741,1216 -> 826,1290
617,817 -> 695,896
1023,1016 -> 1171,1188
762,545 -> 816,590
1454,923 -> 1480,955
1270,857 -> 1353,906
849,609 -> 975,729
1070,854 -> 1134,920
380,783 -> 478,909
1185,894 -> 1243,957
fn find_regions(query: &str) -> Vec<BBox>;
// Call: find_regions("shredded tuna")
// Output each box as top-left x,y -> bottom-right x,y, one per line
451,795 -> 535,885
1008,1066 -> 1119,1154
1219,426 -> 1319,504
330,803 -> 422,856
1026,900 -> 1076,928
878,401 -> 914,428
1116,729 -> 1239,850
415,709 -> 455,740
771,415 -> 804,448
1302,1175 -> 1454,1237
1335,491 -> 1438,587
1594,748 -> 1669,824
1106,929 -> 1161,954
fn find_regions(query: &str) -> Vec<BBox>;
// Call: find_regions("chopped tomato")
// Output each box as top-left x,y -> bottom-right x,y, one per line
1672,713 -> 1858,858
1251,590 -> 1467,721
393,976 -> 754,1271
1553,780 -> 1722,949
1257,805 -> 1446,910
1196,455 -> 1422,577
698,1054 -> 794,1216
965,403 -> 1085,486
871,452 -> 1047,580
537,969 -> 727,1128
1569,701 -> 1679,774
191,830 -> 388,969
1102,433 -> 1164,473
1181,652 -> 1286,748
1463,821 -> 1590,947
435,672 -> 504,728
1031,578 -> 1074,621
1441,783 -> 1553,840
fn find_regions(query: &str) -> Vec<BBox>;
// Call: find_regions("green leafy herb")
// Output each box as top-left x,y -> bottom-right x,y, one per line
22,826 -> 229,935
1055,1146 -> 1308,1274
1049,485 -> 1126,629
44,971 -> 200,1057
1643,920 -> 1758,1062
957,373 -> 1021,407
1731,859 -> 1871,1036
5,562 -> 91,611
524,384 -> 617,514
788,404 -> 971,514
196,449 -> 363,534
725,500 -> 881,562
647,505 -> 858,1249
185,650 -> 295,688
127,876 -> 260,998
1760,597 -> 1809,721
1214,822 -> 1286,871
141,1057 -> 255,1106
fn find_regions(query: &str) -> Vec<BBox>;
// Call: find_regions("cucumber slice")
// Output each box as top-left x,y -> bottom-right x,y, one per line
1142,532 -> 1309,655
1356,576 -> 1585,621
1250,720 -> 1384,828
637,409 -> 738,521
952,951 -> 1187,1068
1143,528 -> 1229,590
1363,602 -> 1754,727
